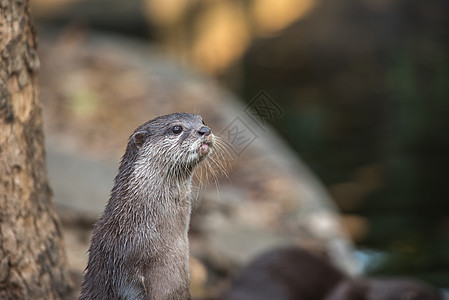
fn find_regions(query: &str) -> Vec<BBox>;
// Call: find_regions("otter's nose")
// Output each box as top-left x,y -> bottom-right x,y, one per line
197,126 -> 211,137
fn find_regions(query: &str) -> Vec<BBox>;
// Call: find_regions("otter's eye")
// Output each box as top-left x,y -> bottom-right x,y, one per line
172,125 -> 183,134
202,120 -> 207,126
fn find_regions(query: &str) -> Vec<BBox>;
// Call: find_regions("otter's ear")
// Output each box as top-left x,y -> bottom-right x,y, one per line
133,131 -> 149,149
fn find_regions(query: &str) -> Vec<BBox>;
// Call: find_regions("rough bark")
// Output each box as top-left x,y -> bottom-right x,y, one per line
0,0 -> 72,298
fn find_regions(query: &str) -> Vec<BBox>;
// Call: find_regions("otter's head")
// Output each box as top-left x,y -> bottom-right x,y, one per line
129,113 -> 214,180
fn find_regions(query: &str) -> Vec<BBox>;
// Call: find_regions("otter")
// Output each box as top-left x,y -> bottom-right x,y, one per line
222,247 -> 345,300
80,113 -> 214,300
223,246 -> 443,300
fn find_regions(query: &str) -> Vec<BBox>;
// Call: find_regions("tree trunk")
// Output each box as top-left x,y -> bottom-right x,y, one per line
0,0 -> 72,299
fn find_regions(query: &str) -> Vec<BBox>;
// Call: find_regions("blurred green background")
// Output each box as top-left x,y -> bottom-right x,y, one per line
32,0 -> 449,287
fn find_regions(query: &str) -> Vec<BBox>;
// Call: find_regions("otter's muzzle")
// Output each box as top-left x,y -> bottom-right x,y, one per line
197,126 -> 211,137
197,126 -> 213,156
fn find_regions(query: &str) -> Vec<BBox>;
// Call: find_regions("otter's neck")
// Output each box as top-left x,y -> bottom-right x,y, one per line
108,159 -> 195,235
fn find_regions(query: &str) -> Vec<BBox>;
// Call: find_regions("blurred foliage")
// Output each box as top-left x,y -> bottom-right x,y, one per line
227,0 -> 449,286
